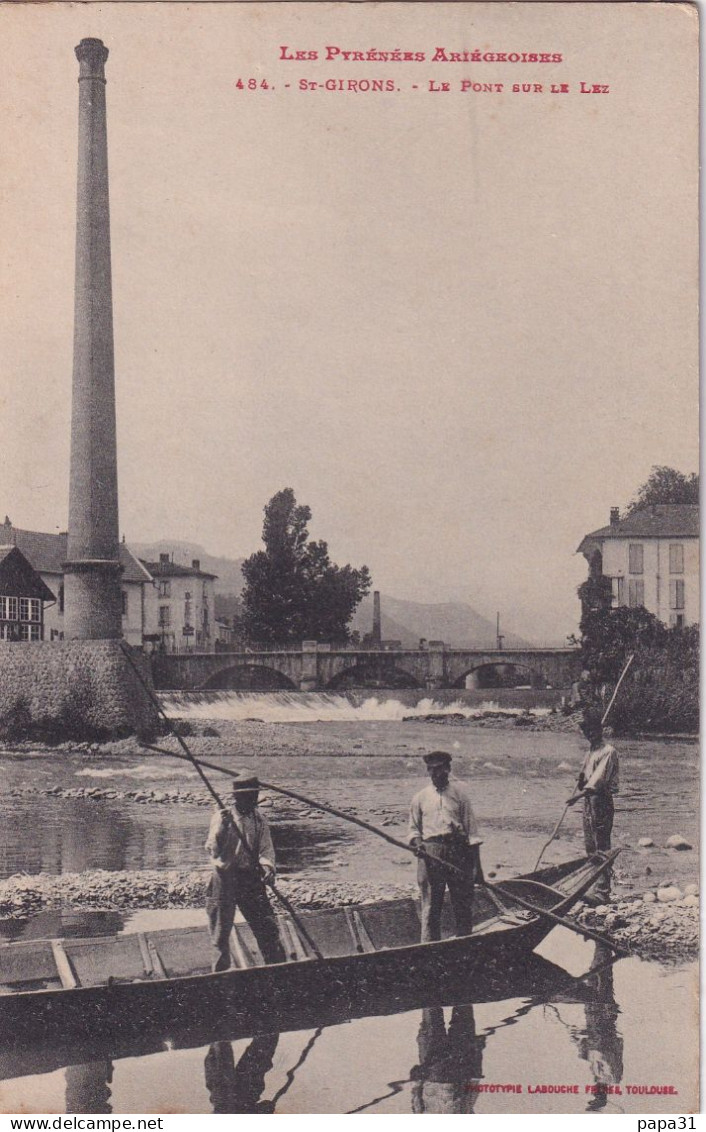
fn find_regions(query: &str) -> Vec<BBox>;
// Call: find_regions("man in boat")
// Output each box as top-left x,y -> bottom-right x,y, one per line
205,771 -> 286,971
567,714 -> 619,903
408,751 -> 484,942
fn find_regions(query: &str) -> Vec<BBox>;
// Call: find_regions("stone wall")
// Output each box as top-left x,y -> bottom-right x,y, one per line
0,640 -> 159,738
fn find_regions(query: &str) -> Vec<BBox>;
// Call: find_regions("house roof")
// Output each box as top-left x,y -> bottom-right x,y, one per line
0,546 -> 57,602
577,504 -> 700,555
0,521 -> 152,584
141,559 -> 217,580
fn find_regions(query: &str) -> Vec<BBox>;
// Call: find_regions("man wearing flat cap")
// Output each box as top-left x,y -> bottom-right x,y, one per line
205,771 -> 286,970
409,751 -> 484,942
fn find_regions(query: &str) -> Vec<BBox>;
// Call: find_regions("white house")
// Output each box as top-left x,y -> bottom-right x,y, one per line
578,504 -> 699,628
141,553 -> 218,653
0,517 -> 153,645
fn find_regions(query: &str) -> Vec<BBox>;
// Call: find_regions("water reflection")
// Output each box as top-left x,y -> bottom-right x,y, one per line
576,943 -> 624,1112
411,1005 -> 485,1114
204,1036 -> 279,1114
65,1062 -> 113,1114
0,947 -> 693,1115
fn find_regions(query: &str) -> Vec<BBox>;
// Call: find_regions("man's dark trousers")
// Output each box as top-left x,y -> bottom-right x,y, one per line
418,838 -> 476,942
583,792 -> 614,901
207,867 -> 286,971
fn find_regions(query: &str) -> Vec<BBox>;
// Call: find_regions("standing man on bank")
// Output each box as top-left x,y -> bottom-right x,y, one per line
409,751 -> 484,942
567,713 -> 620,902
205,771 -> 286,971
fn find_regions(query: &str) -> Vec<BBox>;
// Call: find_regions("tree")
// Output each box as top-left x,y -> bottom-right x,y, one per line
240,489 -> 372,644
625,466 -> 699,515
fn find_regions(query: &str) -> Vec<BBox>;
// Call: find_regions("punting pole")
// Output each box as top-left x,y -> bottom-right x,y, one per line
141,743 -> 631,957
533,652 -> 636,871
118,645 -> 323,960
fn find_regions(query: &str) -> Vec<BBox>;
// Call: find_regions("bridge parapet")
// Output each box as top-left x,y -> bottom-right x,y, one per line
152,642 -> 581,692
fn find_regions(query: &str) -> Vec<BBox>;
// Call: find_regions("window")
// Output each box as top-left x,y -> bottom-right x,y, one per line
611,577 -> 625,607
670,613 -> 685,629
159,605 -> 171,628
121,591 -> 128,616
29,624 -> 40,641
628,579 -> 644,607
18,598 -> 40,622
670,578 -> 685,610
0,596 -> 17,621
0,624 -> 11,640
158,580 -> 171,598
59,584 -> 65,613
669,544 -> 684,574
628,544 -> 644,574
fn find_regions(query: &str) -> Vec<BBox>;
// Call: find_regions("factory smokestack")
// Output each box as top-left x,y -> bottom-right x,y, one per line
372,590 -> 382,645
64,39 -> 122,639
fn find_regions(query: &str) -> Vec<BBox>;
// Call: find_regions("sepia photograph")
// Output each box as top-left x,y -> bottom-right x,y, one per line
0,1 -> 699,1116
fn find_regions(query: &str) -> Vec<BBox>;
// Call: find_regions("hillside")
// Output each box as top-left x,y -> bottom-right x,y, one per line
351,594 -> 533,648
132,540 -> 532,646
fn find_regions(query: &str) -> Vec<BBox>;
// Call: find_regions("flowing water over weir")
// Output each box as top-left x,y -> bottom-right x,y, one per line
159,689 -> 555,724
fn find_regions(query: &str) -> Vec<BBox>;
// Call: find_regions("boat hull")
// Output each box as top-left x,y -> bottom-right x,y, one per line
0,852 -> 617,1043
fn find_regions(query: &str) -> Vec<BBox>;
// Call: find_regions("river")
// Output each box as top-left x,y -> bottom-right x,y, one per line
0,692 -> 699,1113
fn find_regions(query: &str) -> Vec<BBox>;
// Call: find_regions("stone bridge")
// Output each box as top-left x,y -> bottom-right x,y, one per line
152,642 -> 581,692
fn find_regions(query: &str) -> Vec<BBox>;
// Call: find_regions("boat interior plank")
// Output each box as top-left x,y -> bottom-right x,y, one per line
0,940 -> 60,989
232,923 -> 265,967
64,935 -> 148,988
146,927 -> 212,978
355,899 -> 420,950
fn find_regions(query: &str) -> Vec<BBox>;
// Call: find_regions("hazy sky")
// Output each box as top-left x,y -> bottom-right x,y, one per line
0,3 -> 698,641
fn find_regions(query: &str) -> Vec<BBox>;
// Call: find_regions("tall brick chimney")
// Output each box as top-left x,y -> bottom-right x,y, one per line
610,507 -> 620,526
64,39 -> 122,639
372,590 -> 382,645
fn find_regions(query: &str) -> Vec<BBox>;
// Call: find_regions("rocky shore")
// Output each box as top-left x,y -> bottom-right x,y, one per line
0,863 -> 697,962
0,717 -> 698,963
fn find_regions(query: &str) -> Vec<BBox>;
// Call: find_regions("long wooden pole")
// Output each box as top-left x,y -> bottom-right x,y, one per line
119,646 -> 323,960
141,743 -> 630,956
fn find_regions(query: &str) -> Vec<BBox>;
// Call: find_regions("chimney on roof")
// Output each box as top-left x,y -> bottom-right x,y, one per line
159,553 -> 169,565
610,507 -> 620,526
192,559 -> 200,571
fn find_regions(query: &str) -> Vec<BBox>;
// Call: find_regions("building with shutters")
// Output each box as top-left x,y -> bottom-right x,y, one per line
140,553 -> 218,653
0,518 -> 152,645
577,504 -> 699,628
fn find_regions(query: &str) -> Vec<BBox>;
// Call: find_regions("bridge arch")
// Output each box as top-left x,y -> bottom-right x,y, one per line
451,662 -> 542,690
325,663 -> 421,691
203,664 -> 297,692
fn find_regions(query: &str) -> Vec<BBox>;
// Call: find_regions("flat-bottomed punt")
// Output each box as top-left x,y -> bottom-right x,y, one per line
0,852 -> 617,1042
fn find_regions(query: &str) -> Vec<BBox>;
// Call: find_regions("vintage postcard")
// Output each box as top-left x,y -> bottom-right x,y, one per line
0,1 -> 699,1118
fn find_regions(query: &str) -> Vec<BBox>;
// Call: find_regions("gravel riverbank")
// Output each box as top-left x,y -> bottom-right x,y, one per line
0,716 -> 698,961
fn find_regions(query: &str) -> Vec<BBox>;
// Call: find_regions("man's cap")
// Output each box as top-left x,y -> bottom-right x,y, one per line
423,750 -> 452,767
231,771 -> 261,793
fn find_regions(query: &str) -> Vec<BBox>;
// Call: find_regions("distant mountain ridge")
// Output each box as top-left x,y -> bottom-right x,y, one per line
351,594 -> 533,649
132,539 -> 533,647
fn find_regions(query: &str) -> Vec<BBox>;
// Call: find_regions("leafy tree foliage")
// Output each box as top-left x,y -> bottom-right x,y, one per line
241,489 -> 372,644
575,578 -> 698,735
625,465 -> 699,515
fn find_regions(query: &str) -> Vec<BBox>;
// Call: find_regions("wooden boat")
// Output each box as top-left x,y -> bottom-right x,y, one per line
0,950 -> 598,1082
0,851 -> 617,1043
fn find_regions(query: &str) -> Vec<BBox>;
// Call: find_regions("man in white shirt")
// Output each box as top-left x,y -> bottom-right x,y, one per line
409,751 -> 484,942
205,771 -> 286,970
567,714 -> 620,901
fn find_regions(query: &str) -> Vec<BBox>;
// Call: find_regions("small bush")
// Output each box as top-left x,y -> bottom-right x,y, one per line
0,696 -> 32,742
